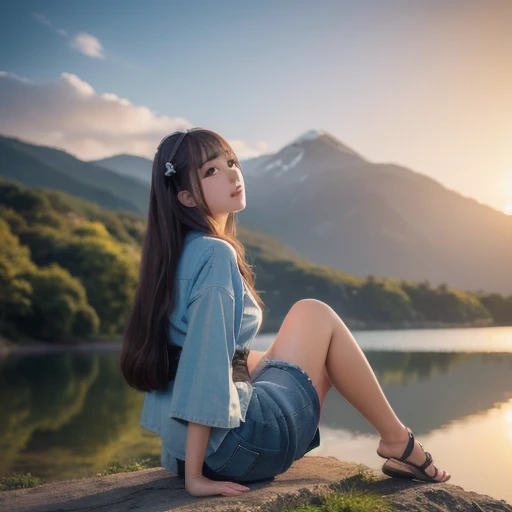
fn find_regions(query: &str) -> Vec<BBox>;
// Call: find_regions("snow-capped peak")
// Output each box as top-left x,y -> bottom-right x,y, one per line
290,129 -> 327,145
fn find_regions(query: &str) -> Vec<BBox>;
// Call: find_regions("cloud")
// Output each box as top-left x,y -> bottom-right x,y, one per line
32,12 -> 68,37
71,33 -> 105,59
32,13 -> 104,59
0,72 -> 266,161
228,139 -> 269,160
0,71 -> 31,83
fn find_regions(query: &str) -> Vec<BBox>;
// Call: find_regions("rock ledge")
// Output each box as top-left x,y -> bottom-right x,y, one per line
1,456 -> 510,512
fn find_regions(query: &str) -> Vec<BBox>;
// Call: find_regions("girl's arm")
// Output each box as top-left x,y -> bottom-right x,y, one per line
184,421 -> 250,497
185,421 -> 211,484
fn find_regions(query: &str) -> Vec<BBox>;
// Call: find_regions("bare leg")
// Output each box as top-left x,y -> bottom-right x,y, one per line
325,316 -> 406,440
256,299 -> 450,482
325,309 -> 450,482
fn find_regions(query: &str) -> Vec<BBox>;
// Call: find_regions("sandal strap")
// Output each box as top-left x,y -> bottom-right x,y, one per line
419,460 -> 440,482
419,451 -> 433,471
401,457 -> 440,481
398,429 -> 415,461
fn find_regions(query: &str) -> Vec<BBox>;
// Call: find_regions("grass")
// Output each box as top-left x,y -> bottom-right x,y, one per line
0,473 -> 43,491
0,455 -> 160,492
282,468 -> 390,512
284,488 -> 391,512
351,465 -> 380,484
96,454 -> 160,476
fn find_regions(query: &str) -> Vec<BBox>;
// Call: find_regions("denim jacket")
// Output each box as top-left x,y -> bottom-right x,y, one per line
139,229 -> 260,474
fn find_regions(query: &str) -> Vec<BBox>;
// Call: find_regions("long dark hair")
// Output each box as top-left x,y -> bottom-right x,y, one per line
120,128 -> 264,392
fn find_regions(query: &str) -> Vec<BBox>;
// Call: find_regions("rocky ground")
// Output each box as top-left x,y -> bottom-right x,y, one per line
1,456 -> 510,512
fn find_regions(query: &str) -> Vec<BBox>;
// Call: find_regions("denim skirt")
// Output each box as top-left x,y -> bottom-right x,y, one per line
178,357 -> 321,483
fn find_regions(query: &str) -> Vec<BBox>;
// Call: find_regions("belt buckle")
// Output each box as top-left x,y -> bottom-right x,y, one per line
232,347 -> 251,382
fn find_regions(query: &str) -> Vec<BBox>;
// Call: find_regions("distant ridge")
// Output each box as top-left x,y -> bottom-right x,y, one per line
90,154 -> 153,184
0,134 -> 150,214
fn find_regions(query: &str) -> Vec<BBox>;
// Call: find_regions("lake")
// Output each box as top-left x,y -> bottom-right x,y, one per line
1,326 -> 511,504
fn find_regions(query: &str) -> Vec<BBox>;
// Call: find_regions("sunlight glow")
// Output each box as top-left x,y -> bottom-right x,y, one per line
504,204 -> 512,216
503,403 -> 512,442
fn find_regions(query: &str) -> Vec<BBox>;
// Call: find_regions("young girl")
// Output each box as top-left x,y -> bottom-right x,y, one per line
120,128 -> 451,498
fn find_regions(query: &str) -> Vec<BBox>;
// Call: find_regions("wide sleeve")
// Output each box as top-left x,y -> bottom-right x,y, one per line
168,285 -> 243,429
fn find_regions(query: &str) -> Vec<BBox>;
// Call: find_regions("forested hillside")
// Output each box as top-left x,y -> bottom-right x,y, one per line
1,176 -> 511,344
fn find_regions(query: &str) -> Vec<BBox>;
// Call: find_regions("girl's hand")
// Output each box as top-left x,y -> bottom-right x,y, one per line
185,474 -> 251,497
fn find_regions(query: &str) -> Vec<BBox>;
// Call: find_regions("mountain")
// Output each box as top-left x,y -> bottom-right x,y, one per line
0,135 -> 149,214
236,129 -> 512,294
3,129 -> 511,294
90,154 -> 153,184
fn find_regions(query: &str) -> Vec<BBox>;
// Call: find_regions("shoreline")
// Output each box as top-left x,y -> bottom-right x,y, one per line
1,321 -> 510,358
0,338 -> 123,358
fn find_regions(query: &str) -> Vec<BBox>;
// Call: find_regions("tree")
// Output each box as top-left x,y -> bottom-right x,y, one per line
18,263 -> 99,342
0,219 -> 34,339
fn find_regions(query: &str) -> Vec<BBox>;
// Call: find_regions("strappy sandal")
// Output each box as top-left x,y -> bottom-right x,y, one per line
376,427 -> 450,483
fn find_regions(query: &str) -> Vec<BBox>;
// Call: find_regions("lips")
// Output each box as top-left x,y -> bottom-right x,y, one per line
232,186 -> 243,197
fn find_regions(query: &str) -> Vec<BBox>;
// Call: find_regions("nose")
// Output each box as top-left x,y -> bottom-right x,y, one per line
230,167 -> 241,182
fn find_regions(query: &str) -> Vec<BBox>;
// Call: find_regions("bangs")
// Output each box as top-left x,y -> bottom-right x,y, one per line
185,129 -> 242,183
196,138 -> 236,169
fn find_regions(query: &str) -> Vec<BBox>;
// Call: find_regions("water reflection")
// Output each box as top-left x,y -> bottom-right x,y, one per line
1,334 -> 512,504
319,352 -> 512,433
0,352 -> 159,481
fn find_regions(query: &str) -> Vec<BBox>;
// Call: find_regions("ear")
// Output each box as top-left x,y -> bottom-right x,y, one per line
177,190 -> 197,208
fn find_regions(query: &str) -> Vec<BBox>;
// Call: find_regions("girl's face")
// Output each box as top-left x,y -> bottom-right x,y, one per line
178,150 -> 246,230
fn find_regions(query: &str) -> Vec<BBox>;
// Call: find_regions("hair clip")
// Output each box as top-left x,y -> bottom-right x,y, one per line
164,162 -> 176,177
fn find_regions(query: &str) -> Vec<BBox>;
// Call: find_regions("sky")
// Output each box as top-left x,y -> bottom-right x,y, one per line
1,0 -> 511,214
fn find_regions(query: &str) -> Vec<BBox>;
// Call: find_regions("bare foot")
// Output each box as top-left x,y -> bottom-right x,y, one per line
377,426 -> 451,482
